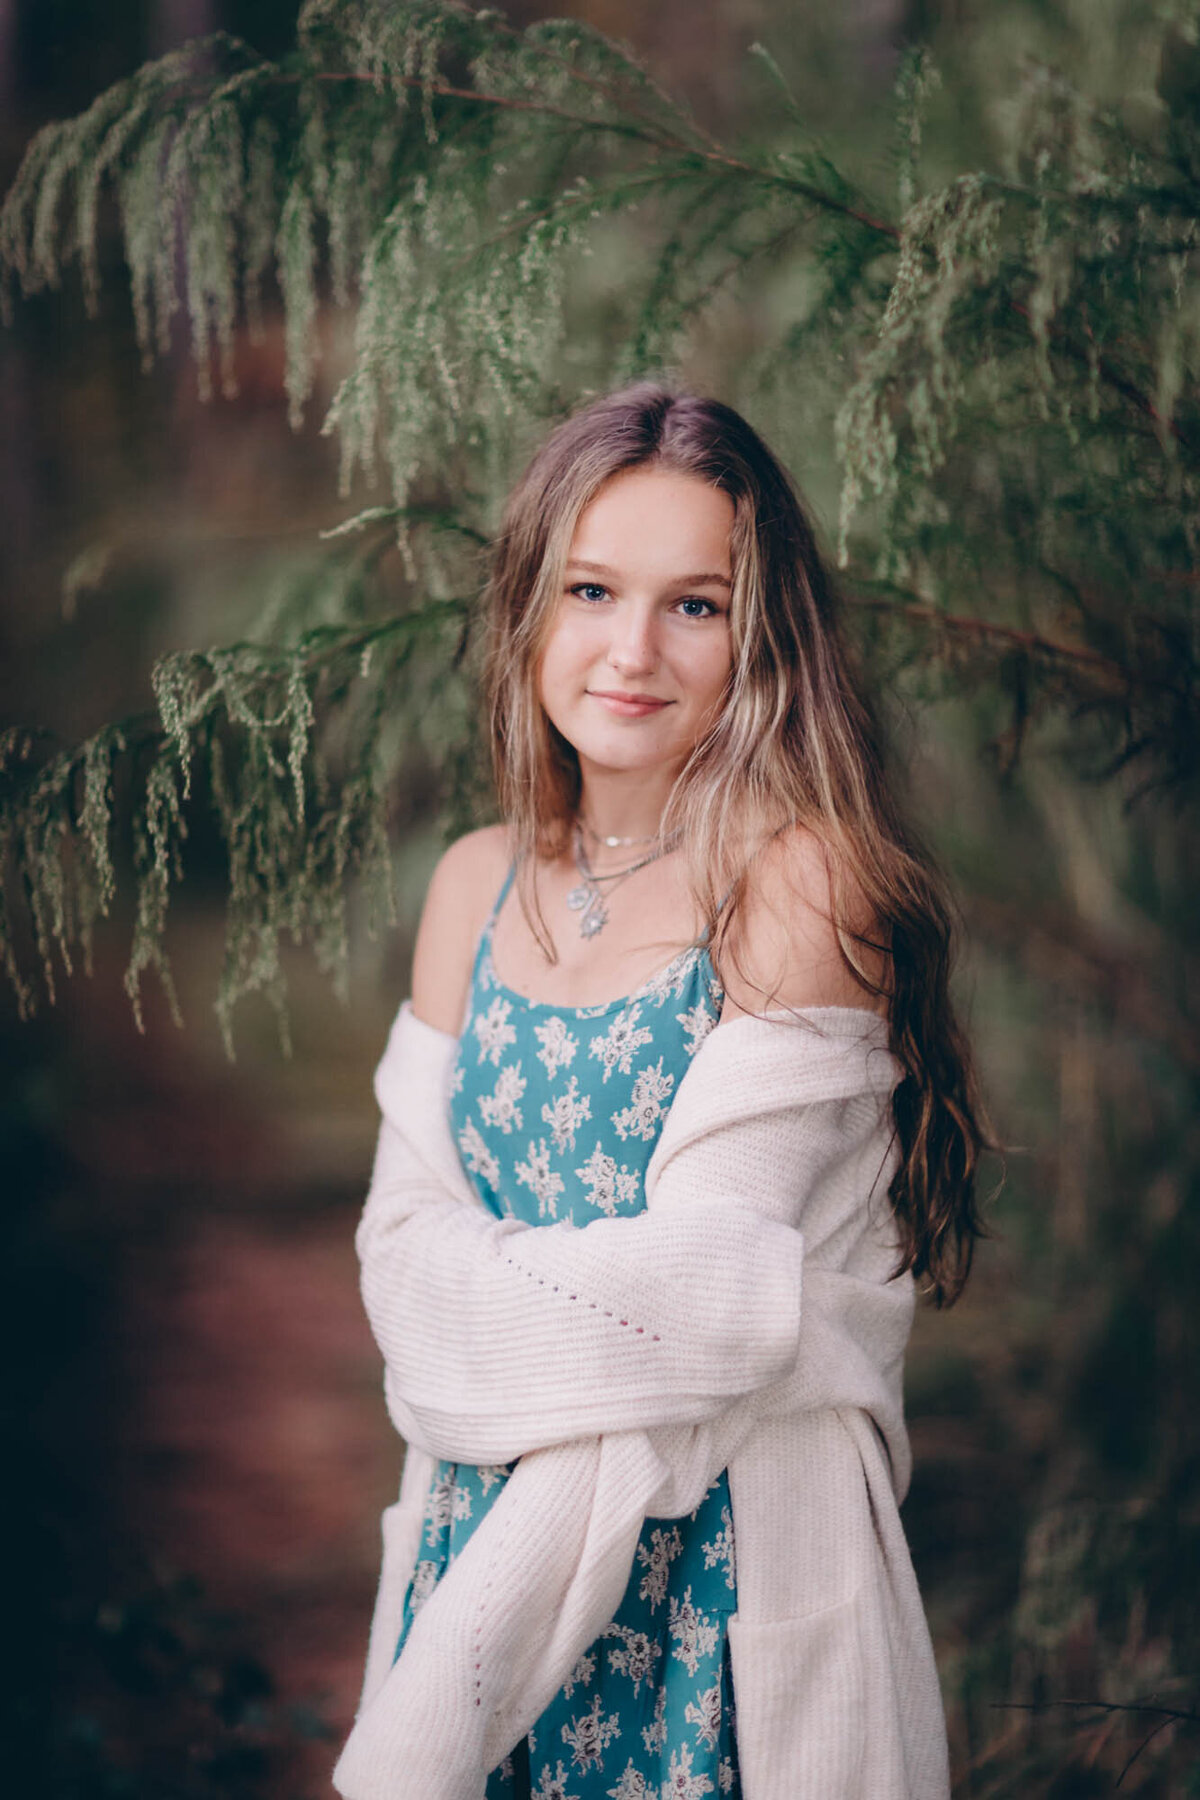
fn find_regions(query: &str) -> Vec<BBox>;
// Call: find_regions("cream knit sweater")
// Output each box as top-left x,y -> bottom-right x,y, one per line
333,1002 -> 950,1800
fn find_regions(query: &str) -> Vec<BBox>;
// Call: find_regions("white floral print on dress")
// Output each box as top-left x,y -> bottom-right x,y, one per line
535,1015 -> 579,1078
717,1757 -> 735,1794
478,1061 -> 527,1133
561,1647 -> 597,1698
514,1137 -> 565,1219
676,1000 -> 718,1057
661,1744 -> 715,1799
684,1682 -> 723,1751
603,1623 -> 662,1697
575,1145 -> 640,1218
457,1119 -> 500,1189
635,950 -> 697,1007
588,1005 -> 654,1082
641,1687 -> 668,1756
606,1761 -> 653,1800
668,1588 -> 720,1679
422,1473 -> 472,1546
541,1074 -> 592,1153
635,1525 -> 683,1610
612,1058 -> 675,1141
407,1559 -> 439,1616
700,1506 -> 736,1591
474,995 -> 517,1066
561,1694 -> 622,1772
531,1760 -> 580,1800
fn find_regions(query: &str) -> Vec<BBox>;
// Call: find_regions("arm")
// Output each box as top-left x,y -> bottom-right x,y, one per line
358,1003 -> 806,1465
361,996 -> 907,1482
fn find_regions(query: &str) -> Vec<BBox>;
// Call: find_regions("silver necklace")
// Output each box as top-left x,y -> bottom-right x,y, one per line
566,823 -> 677,939
580,817 -> 661,849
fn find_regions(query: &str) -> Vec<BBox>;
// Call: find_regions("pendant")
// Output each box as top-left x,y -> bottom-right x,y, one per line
567,884 -> 591,912
580,901 -> 607,938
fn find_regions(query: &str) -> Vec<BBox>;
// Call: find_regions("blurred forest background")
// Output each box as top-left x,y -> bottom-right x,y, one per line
1,1 -> 1197,1796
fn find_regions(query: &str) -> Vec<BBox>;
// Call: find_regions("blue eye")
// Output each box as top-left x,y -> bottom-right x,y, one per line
678,596 -> 718,618
571,583 -> 609,603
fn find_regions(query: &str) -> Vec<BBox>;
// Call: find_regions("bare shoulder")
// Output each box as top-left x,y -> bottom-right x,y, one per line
717,823 -> 889,1024
410,823 -> 512,1034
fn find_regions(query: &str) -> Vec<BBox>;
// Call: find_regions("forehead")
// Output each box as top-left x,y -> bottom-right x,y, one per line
567,467 -> 734,578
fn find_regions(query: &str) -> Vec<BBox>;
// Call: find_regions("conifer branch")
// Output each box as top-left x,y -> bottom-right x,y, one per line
158,66 -> 900,235
843,583 -> 1140,688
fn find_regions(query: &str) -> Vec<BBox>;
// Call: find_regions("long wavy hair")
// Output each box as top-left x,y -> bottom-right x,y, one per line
481,383 -> 989,1305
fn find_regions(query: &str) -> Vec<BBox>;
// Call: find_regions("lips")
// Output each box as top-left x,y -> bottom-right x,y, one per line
588,689 -> 671,716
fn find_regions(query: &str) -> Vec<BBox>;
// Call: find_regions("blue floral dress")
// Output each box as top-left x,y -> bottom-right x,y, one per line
394,864 -> 741,1800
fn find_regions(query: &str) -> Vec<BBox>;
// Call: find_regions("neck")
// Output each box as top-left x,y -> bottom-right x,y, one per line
576,764 -> 678,845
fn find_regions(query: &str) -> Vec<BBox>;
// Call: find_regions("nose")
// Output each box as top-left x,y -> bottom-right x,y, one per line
606,602 -> 659,678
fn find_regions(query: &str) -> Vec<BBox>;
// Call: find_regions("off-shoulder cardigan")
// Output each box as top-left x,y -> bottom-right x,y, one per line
332,1001 -> 951,1800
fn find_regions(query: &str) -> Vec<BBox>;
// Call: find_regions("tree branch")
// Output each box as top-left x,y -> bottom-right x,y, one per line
210,67 -> 901,240
841,581 -> 1137,689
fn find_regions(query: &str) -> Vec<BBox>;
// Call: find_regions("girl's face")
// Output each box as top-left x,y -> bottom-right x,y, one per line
537,466 -> 735,788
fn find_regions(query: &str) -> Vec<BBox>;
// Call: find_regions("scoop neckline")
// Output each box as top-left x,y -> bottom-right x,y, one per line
478,922 -> 714,1018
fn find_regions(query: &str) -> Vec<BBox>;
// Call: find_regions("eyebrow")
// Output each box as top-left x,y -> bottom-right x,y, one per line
566,558 -> 733,590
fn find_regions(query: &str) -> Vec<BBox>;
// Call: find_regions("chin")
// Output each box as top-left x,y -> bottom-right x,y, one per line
579,740 -> 689,779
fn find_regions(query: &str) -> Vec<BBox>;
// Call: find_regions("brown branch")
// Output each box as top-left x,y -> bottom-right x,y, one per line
995,1699 -> 1199,1726
841,583 -> 1134,687
1117,1714 -> 1183,1788
1008,300 -> 1194,454
994,1696 -> 1199,1786
233,69 -> 900,240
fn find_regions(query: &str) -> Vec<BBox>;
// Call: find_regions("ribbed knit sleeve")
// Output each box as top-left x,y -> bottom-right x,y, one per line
357,1004 -> 807,1464
359,1004 -> 909,1474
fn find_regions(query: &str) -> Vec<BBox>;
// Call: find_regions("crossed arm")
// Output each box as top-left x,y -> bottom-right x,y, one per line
356,1002 -> 909,1480
358,1119 -> 807,1467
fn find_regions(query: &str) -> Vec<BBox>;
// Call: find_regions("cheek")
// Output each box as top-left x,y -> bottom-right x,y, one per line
697,637 -> 734,706
538,612 -> 594,691
535,622 -> 575,716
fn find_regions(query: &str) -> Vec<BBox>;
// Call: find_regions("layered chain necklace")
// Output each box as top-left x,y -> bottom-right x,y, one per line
567,818 -> 677,939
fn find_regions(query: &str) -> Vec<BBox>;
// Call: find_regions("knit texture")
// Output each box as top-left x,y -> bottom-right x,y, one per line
333,1004 -> 950,1800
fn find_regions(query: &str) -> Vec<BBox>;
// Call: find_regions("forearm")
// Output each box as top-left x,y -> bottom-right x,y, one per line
359,1001 -> 901,1466
359,1141 -> 806,1463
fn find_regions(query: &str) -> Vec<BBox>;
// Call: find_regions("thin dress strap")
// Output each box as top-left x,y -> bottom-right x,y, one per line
698,879 -> 738,949
457,862 -> 518,1038
485,861 -> 517,934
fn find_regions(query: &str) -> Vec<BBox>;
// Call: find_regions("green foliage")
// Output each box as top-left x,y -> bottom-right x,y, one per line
0,536 -> 474,1048
1,0 -> 1198,1039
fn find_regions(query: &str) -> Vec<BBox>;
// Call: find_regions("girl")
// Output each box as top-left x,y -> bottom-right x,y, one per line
333,386 -> 986,1800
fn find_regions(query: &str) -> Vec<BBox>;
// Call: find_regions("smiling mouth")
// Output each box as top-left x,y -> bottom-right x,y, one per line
588,690 -> 671,707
